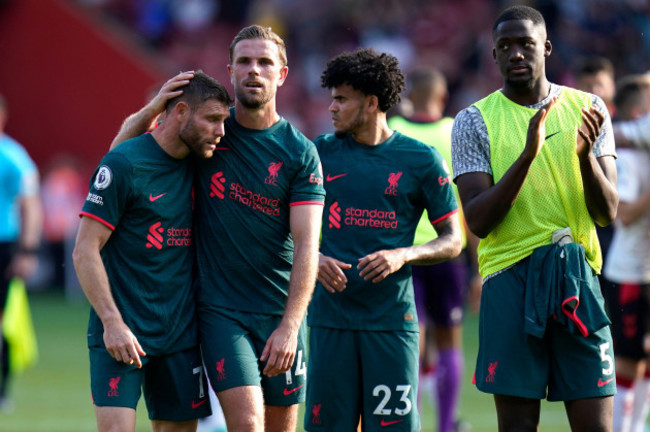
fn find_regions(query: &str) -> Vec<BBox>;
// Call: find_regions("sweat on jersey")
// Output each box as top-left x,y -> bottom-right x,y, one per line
80,134 -> 198,355
194,110 -> 325,316
308,131 -> 458,331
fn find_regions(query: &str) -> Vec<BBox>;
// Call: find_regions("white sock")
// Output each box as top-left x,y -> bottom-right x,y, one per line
614,384 -> 635,432
630,378 -> 650,432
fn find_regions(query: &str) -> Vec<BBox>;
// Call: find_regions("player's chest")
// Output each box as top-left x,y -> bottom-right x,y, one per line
321,155 -> 416,203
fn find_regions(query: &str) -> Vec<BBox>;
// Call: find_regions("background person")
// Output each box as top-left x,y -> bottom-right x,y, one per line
602,74 -> 650,432
0,94 -> 42,412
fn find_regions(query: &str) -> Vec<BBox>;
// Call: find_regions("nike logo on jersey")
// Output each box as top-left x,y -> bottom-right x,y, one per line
597,377 -> 615,387
149,193 -> 166,202
283,384 -> 304,395
545,131 -> 560,140
380,419 -> 404,427
191,399 -> 207,409
326,173 -> 348,182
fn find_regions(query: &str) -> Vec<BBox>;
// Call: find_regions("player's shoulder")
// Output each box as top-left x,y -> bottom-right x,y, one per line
390,131 -> 444,167
110,134 -> 156,160
101,135 -> 154,173
312,133 -> 341,154
282,118 -> 315,147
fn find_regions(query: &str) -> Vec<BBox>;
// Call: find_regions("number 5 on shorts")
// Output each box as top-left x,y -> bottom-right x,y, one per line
599,342 -> 613,376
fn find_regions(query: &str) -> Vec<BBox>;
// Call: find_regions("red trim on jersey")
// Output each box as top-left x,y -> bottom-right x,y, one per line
79,211 -> 115,231
289,201 -> 325,207
429,209 -> 459,226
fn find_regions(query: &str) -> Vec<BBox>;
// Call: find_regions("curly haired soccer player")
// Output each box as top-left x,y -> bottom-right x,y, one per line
304,48 -> 462,432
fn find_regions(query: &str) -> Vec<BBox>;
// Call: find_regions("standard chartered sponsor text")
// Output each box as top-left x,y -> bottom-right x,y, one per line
345,207 -> 398,229
229,182 -> 280,216
166,227 -> 192,246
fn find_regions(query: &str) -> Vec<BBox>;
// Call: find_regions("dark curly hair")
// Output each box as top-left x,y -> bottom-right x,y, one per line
320,48 -> 405,113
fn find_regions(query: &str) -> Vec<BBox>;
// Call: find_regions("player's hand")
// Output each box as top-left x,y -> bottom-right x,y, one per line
576,105 -> 604,159
524,97 -> 557,159
260,323 -> 298,377
103,320 -> 146,368
358,248 -> 407,283
317,253 -> 352,293
147,71 -> 195,115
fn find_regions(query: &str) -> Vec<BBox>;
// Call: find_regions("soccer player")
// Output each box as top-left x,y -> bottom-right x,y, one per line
451,5 -> 618,431
195,26 -> 324,432
602,74 -> 650,432
0,94 -> 42,412
108,26 -> 325,432
305,48 -> 462,432
73,71 -> 232,432
388,68 -> 477,432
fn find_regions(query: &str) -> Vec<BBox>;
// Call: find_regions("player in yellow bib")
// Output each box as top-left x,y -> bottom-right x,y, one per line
451,5 -> 618,431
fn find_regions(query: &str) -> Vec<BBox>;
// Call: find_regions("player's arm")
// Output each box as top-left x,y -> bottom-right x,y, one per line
72,216 -> 146,367
576,106 -> 618,227
109,71 -> 194,150
357,212 -> 462,283
457,98 -> 557,238
10,193 -> 42,280
261,204 -> 323,377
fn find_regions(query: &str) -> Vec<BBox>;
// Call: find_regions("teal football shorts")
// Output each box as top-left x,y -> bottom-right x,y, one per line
305,327 -> 420,431
89,345 -> 211,421
475,257 -> 616,401
199,305 -> 307,406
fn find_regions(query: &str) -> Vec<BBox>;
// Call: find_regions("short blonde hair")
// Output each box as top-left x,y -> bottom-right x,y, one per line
229,25 -> 287,67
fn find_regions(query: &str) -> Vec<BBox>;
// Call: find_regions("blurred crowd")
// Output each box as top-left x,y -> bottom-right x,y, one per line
76,0 -> 650,139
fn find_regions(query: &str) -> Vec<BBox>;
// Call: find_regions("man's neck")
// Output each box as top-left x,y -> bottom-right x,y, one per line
234,100 -> 280,130
353,117 -> 393,146
151,127 -> 189,159
502,78 -> 551,106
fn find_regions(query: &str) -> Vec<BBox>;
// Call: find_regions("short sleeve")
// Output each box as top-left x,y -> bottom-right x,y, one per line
451,107 -> 492,179
421,146 -> 458,224
290,142 -> 326,206
591,95 -> 616,159
80,152 -> 133,230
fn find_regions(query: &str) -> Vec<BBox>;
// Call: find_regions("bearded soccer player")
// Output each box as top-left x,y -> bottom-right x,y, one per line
107,26 -> 325,432
73,72 -> 231,432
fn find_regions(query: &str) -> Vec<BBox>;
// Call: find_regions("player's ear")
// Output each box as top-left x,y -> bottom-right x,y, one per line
367,95 -> 379,112
174,101 -> 190,120
277,65 -> 289,87
545,40 -> 552,57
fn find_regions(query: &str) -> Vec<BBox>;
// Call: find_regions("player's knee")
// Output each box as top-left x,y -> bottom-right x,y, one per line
225,413 -> 264,432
